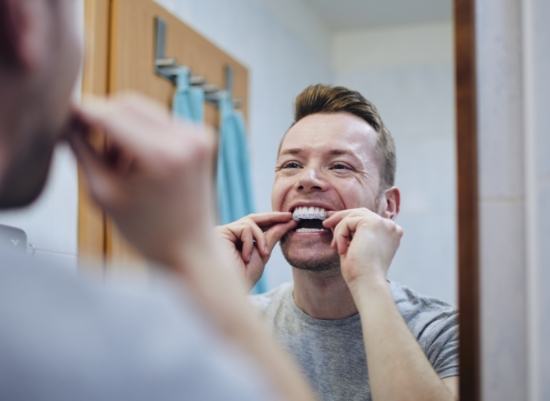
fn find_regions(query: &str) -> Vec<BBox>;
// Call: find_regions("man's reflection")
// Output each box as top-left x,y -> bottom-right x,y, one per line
218,84 -> 459,401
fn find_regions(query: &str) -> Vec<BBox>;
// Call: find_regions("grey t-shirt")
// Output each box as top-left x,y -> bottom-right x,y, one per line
0,252 -> 280,401
253,281 -> 459,401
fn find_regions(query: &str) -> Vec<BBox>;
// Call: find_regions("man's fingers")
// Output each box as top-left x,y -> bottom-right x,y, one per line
111,92 -> 173,126
333,222 -> 350,255
249,212 -> 293,227
77,96 -> 190,164
323,208 -> 378,229
249,223 -> 268,256
219,213 -> 295,259
68,130 -> 104,174
332,216 -> 363,255
78,98 -> 164,155
265,220 -> 297,252
69,132 -> 120,207
241,227 -> 254,263
323,210 -> 350,229
77,96 -> 215,184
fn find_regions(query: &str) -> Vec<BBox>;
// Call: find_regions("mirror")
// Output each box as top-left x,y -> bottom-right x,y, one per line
155,1 -> 459,399
156,0 -> 457,305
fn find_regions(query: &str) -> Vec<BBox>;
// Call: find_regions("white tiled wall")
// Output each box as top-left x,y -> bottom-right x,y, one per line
477,0 -> 550,399
476,0 -> 529,399
528,0 -> 550,399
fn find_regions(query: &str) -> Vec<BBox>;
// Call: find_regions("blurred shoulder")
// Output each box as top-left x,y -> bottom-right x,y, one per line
250,282 -> 293,314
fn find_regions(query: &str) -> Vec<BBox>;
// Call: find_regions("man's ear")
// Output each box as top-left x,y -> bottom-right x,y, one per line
0,0 -> 47,71
380,186 -> 401,220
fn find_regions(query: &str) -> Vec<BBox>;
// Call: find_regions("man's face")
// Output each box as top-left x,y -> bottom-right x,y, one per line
0,1 -> 82,208
272,112 -> 385,271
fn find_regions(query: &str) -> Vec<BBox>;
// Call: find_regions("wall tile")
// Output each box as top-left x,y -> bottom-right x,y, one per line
476,0 -> 525,200
480,198 -> 527,401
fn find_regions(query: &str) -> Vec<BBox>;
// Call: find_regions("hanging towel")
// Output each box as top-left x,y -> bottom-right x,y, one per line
172,67 -> 205,123
216,92 -> 266,293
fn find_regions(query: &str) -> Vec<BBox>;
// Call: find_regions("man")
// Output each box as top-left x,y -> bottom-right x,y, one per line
0,1 -> 316,400
217,84 -> 459,401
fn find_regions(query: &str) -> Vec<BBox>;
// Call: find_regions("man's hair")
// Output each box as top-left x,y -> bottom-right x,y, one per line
291,84 -> 396,188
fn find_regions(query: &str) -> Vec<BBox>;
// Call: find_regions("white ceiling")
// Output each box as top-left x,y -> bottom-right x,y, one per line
302,0 -> 452,31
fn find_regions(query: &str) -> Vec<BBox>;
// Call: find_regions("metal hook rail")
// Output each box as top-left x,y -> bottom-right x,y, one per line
154,17 -> 241,108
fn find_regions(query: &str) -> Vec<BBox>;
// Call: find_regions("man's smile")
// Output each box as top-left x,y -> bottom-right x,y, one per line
286,203 -> 336,235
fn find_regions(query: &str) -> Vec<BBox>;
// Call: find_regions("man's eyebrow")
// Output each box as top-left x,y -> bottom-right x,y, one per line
327,149 -> 363,163
278,148 -> 304,157
278,148 -> 363,162
327,149 -> 355,157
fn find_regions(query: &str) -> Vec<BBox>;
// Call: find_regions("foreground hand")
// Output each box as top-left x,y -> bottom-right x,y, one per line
323,208 -> 403,291
215,213 -> 296,288
67,93 -> 216,268
66,95 -> 318,401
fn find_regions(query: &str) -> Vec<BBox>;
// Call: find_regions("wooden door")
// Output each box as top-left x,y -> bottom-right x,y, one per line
80,0 -> 249,273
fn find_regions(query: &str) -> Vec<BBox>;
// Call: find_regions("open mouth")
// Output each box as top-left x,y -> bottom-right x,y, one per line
291,206 -> 328,233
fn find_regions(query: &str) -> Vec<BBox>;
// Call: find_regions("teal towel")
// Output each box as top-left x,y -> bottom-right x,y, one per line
172,68 -> 205,123
216,93 -> 266,293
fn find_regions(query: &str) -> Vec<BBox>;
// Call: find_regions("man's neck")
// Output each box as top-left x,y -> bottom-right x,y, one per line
292,267 -> 358,320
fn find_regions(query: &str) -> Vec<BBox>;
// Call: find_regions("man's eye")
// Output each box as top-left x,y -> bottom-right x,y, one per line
282,161 -> 302,169
331,163 -> 352,170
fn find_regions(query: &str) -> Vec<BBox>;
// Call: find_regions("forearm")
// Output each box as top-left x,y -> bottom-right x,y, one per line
352,278 -> 456,401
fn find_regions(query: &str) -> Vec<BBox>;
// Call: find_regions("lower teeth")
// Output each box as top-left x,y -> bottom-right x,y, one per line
296,228 -> 326,233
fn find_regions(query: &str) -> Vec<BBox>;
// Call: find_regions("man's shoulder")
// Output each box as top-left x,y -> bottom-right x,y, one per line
0,254 -> 212,345
390,281 -> 456,312
390,281 -> 458,339
250,282 -> 293,314
0,254 -> 279,401
0,253 -> 243,376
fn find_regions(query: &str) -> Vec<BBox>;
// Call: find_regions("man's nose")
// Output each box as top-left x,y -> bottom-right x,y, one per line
296,168 -> 327,192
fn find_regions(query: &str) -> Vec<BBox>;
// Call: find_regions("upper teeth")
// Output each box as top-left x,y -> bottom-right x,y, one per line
292,207 -> 327,221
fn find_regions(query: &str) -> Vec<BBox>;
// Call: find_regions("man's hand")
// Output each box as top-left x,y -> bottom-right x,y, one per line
216,213 -> 296,288
325,209 -> 458,401
66,93 -> 318,401
68,93 -> 216,268
323,208 -> 403,293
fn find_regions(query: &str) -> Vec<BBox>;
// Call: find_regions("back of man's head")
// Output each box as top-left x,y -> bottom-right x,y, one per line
292,84 -> 396,189
0,0 -> 81,208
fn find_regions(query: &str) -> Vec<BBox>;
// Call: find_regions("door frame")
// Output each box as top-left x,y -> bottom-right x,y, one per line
454,0 -> 480,400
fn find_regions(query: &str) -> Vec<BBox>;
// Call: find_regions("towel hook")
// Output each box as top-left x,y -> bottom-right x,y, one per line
154,16 -> 179,82
153,17 -> 242,110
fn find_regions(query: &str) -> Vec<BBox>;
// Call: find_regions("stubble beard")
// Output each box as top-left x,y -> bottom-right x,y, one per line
0,134 -> 54,209
279,235 -> 341,273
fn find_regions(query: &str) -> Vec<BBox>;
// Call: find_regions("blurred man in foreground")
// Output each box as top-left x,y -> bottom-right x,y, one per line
0,1 -> 315,400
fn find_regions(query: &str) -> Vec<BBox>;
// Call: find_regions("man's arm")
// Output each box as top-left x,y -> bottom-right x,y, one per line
324,209 -> 458,401
354,278 -> 458,400
68,93 -> 317,401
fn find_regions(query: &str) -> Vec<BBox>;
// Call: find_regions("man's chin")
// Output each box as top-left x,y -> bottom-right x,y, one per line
280,234 -> 340,272
0,179 -> 48,209
283,252 -> 340,272
0,152 -> 52,209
